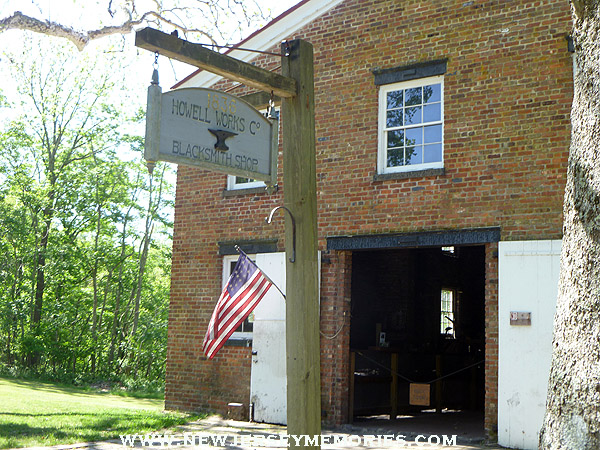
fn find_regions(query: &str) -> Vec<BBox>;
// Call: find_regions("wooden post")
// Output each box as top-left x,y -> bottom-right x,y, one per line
349,351 -> 355,424
436,354 -> 442,413
134,28 -> 321,446
281,39 -> 321,449
390,353 -> 398,420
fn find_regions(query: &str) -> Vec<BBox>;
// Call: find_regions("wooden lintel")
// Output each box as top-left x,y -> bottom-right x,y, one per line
135,27 -> 297,98
241,91 -> 282,110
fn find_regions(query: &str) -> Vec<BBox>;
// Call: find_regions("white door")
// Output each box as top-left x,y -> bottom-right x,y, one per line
498,240 -> 561,450
251,252 -> 287,424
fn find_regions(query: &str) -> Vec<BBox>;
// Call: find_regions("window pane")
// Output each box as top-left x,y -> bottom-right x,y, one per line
380,77 -> 443,172
405,145 -> 423,165
405,106 -> 422,125
405,127 -> 423,146
423,84 -> 441,103
405,87 -> 422,106
386,109 -> 403,128
387,130 -> 404,148
441,289 -> 454,337
387,90 -> 403,109
423,103 -> 441,122
387,147 -> 404,167
424,143 -> 442,163
424,124 -> 442,143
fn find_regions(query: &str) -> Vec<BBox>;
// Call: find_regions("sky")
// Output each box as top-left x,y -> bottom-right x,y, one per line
0,0 -> 301,91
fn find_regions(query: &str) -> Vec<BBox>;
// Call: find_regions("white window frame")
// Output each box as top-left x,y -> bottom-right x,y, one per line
377,75 -> 444,174
222,253 -> 256,339
226,176 -> 266,190
226,106 -> 278,190
440,288 -> 456,339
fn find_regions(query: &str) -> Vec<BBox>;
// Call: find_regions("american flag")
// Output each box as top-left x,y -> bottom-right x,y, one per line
203,251 -> 273,359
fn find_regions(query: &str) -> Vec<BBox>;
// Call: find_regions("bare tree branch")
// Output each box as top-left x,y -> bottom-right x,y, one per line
0,10 -> 217,50
1,0 -> 270,50
1,12 -> 89,51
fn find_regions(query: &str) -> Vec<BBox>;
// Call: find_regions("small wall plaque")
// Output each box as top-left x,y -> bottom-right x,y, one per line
510,311 -> 531,326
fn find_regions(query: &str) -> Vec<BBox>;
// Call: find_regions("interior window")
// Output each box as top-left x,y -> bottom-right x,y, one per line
441,288 -> 456,338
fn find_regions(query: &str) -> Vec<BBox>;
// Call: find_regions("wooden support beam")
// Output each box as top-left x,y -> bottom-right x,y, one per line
241,91 -> 282,110
135,27 -> 297,98
281,39 -> 321,449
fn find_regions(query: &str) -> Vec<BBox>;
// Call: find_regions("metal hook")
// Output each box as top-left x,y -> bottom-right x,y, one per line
266,206 -> 296,263
267,90 -> 275,119
151,52 -> 160,86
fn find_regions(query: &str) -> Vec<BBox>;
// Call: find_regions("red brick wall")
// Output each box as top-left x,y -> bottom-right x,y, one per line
484,242 -> 499,437
320,250 -> 352,424
164,0 -> 572,438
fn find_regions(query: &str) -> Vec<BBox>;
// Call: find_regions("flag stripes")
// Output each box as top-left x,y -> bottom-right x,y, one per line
203,252 -> 273,359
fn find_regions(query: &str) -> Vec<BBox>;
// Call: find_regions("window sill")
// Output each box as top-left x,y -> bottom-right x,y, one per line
373,168 -> 445,181
223,337 -> 253,347
222,185 -> 278,197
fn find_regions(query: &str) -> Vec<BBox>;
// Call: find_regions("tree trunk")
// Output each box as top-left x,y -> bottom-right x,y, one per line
91,200 -> 102,373
107,212 -> 132,368
32,213 -> 52,325
131,169 -> 162,338
6,324 -> 12,366
539,2 -> 600,448
29,209 -> 52,368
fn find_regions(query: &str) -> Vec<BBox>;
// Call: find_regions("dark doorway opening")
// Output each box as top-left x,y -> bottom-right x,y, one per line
349,246 -> 485,435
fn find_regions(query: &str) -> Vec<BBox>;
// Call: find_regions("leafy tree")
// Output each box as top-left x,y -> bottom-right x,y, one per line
0,0 -> 275,389
0,35 -> 174,383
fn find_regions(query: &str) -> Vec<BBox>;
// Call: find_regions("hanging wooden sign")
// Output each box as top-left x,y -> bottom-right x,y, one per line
145,83 -> 278,185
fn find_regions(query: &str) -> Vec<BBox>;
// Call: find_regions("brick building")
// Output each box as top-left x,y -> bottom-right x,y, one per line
164,1 -> 573,448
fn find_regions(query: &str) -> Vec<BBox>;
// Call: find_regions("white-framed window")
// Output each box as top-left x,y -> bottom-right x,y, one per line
226,176 -> 265,190
226,107 -> 278,190
440,288 -> 456,338
378,75 -> 444,174
222,254 -> 256,338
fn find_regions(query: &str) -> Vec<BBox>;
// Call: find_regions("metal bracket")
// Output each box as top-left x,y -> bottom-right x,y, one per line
266,206 -> 296,263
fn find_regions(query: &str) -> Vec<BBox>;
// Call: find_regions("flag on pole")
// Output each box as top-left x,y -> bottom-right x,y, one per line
203,251 -> 274,359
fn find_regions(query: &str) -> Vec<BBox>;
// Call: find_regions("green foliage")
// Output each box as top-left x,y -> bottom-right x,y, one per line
0,35 -> 175,387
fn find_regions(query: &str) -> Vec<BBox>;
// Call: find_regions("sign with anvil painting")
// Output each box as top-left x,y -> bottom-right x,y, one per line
145,87 -> 278,184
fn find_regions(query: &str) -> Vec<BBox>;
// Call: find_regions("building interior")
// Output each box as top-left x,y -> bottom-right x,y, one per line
349,246 -> 486,438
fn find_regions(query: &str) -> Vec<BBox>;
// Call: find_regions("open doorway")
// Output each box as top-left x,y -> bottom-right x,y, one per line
349,245 -> 486,438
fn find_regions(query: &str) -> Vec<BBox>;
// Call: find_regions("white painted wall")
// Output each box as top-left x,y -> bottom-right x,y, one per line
498,240 -> 562,449
249,252 -> 321,425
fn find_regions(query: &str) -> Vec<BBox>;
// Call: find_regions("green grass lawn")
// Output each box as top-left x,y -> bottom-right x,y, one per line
0,377 -> 203,449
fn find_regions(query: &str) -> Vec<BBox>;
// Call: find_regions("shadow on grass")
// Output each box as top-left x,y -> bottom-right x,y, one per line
0,377 -> 203,449
1,377 -> 160,400
0,411 -> 202,448
0,422 -> 67,437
